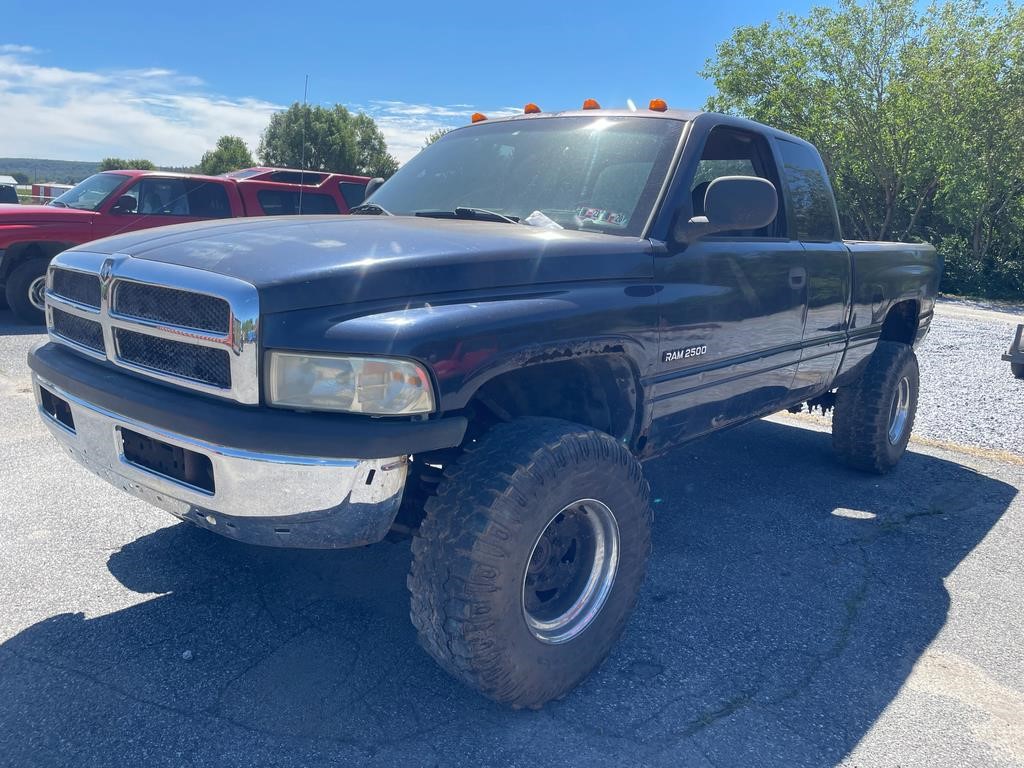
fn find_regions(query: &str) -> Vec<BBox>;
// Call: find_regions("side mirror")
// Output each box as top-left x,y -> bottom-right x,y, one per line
111,195 -> 137,214
674,176 -> 778,243
363,177 -> 386,199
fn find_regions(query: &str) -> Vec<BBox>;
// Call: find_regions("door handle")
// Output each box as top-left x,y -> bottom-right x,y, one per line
789,266 -> 807,289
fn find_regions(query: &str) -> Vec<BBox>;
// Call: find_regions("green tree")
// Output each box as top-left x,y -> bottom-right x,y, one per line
198,135 -> 255,176
702,0 -> 1024,298
99,157 -> 156,171
423,127 -> 452,148
257,103 -> 399,178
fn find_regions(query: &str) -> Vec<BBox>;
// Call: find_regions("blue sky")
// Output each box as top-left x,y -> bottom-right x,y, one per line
1,0 -> 821,165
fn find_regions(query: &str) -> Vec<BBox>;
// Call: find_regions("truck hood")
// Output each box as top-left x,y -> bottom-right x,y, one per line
0,204 -> 96,224
70,215 -> 655,313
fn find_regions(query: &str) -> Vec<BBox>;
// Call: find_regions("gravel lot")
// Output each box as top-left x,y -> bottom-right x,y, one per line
0,301 -> 1022,768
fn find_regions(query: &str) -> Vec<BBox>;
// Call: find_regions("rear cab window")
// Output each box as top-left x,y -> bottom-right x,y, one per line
776,139 -> 840,242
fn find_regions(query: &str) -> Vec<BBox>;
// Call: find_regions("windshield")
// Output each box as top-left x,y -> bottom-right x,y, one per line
49,173 -> 127,211
370,116 -> 685,237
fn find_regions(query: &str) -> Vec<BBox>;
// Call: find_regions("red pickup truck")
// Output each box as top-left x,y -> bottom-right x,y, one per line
0,167 -> 370,323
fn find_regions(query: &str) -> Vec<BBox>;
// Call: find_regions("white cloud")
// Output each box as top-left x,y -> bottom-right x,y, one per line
0,46 -> 515,168
359,100 -> 520,162
0,49 -> 279,166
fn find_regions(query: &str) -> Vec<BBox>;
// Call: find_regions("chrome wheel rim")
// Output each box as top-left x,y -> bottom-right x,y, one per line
521,498 -> 620,645
888,376 -> 911,444
28,276 -> 46,311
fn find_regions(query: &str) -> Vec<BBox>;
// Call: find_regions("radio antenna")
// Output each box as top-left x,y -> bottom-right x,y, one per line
298,74 -> 309,214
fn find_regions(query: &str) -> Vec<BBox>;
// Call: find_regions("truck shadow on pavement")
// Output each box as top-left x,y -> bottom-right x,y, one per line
0,309 -> 44,335
0,419 -> 1016,767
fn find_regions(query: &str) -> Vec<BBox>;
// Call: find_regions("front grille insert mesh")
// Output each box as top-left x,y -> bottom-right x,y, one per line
115,328 -> 231,388
113,282 -> 231,334
51,308 -> 104,352
51,269 -> 101,308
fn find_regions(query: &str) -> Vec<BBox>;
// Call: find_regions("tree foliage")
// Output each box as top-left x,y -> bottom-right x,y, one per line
423,127 -> 453,148
257,103 -> 399,179
703,0 -> 1024,298
99,157 -> 156,171
198,135 -> 254,176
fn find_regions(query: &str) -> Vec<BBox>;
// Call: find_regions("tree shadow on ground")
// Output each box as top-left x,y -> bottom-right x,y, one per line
0,419 -> 1016,767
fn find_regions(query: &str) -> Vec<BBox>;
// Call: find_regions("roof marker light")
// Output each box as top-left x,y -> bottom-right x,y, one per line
582,98 -> 601,110
649,98 -> 668,112
471,112 -> 487,123
524,103 -> 541,114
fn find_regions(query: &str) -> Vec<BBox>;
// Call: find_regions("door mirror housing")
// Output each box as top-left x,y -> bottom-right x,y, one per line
674,176 -> 778,243
363,177 -> 386,199
110,195 -> 137,214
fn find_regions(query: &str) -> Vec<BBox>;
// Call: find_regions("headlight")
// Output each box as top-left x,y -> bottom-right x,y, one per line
267,352 -> 434,415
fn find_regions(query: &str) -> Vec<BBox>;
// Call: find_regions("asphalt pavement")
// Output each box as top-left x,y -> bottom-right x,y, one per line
0,301 -> 1021,768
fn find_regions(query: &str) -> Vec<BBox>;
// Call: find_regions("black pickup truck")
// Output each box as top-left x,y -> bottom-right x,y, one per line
28,105 -> 941,708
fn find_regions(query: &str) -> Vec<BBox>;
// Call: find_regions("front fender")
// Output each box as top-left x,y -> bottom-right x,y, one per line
261,285 -> 660,413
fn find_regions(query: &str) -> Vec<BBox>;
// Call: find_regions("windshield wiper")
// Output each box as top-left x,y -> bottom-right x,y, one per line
48,200 -> 68,208
349,202 -> 393,216
415,207 -> 520,224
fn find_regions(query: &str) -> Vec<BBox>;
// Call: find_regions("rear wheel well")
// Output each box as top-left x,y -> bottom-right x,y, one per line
879,300 -> 920,346
465,356 -> 640,447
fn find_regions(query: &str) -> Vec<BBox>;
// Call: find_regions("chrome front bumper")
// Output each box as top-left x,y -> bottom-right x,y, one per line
33,374 -> 408,548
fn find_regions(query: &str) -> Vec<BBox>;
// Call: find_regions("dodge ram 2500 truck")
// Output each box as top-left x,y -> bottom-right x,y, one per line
28,103 -> 941,708
0,167 -> 370,324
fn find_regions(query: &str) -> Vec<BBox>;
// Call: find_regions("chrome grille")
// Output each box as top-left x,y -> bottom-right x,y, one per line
51,307 -> 104,352
115,329 -> 231,388
44,252 -> 260,403
51,269 -> 101,308
113,282 -> 230,333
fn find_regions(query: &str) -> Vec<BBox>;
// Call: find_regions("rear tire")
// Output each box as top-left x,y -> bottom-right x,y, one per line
408,418 -> 652,708
5,257 -> 49,325
1012,362 -> 1024,380
832,341 -> 919,473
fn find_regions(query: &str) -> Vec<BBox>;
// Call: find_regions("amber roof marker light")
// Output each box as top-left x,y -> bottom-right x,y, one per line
582,98 -> 601,110
524,103 -> 541,114
649,98 -> 668,112
470,112 -> 488,123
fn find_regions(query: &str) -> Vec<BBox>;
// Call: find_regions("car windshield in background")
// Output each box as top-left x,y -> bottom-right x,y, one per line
369,116 -> 685,237
49,173 -> 127,210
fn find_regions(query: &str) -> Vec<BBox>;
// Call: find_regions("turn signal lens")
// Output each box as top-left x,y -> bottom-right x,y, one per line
649,98 -> 668,111
582,98 -> 600,110
524,103 -> 541,114
471,112 -> 487,123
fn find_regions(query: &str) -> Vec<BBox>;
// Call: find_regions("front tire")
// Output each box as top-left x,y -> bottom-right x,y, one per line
408,418 -> 652,708
1012,362 -> 1024,380
832,341 -> 919,473
5,257 -> 49,325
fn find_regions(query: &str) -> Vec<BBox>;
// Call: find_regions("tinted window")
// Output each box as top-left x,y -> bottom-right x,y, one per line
0,185 -> 18,204
120,178 -> 190,216
690,127 -> 784,237
266,170 -> 328,185
257,190 -> 340,215
777,139 -> 839,242
339,181 -> 366,209
186,181 -> 232,218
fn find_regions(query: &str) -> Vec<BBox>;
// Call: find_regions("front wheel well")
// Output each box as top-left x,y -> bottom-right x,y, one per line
879,299 -> 920,346
1,241 -> 71,280
463,356 -> 641,448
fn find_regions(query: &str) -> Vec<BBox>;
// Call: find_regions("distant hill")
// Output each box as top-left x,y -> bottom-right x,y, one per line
0,158 -> 100,184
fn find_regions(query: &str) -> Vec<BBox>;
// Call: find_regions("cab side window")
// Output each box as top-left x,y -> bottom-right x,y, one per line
776,139 -> 840,242
690,127 -> 785,238
120,178 -> 191,216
